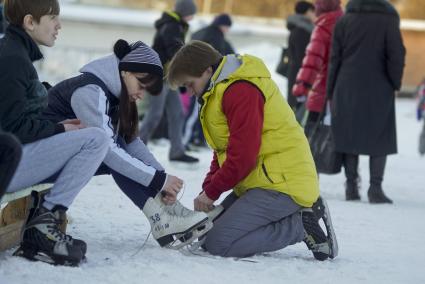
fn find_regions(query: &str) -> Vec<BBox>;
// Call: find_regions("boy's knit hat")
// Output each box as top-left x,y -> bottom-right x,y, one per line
174,0 -> 197,17
212,13 -> 232,27
295,1 -> 315,14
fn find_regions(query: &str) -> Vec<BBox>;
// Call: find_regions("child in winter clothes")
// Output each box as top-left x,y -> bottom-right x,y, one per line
167,40 -> 338,261
43,39 -> 210,250
0,0 -> 109,266
139,0 -> 199,164
417,79 -> 425,155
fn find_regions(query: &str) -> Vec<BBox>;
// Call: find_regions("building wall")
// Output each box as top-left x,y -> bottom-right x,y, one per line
402,29 -> 425,89
78,0 -> 424,19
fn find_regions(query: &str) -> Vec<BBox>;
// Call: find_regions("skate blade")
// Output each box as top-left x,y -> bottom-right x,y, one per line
321,198 -> 339,259
13,246 -> 82,267
207,205 -> 224,222
165,220 -> 213,250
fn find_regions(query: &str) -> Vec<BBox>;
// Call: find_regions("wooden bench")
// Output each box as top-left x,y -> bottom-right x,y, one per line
0,184 -> 54,251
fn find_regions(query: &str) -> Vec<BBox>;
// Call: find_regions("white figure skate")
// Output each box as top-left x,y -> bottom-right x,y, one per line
143,195 -> 212,250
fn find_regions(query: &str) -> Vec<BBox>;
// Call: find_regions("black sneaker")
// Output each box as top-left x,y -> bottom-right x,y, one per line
301,197 -> 338,261
170,153 -> 199,163
14,206 -> 85,266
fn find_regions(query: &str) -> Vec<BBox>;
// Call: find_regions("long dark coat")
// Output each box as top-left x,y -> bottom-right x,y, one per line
327,0 -> 405,156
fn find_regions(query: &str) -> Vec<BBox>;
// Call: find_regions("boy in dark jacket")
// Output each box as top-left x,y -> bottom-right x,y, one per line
140,0 -> 199,164
0,0 -> 109,265
286,1 -> 315,110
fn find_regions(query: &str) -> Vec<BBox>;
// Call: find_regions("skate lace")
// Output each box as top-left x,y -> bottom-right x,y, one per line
131,183 -> 186,257
47,218 -> 72,243
167,202 -> 193,218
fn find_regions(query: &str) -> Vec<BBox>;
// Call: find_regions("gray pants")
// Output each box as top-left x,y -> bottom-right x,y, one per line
139,83 -> 185,159
420,120 -> 425,155
7,128 -> 109,210
205,189 -> 304,258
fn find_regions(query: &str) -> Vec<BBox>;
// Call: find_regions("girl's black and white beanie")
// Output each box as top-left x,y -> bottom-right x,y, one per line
114,39 -> 163,78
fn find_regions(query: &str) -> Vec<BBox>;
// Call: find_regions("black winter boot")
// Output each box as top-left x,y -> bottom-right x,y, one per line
368,156 -> 393,204
14,206 -> 85,266
368,186 -> 393,204
343,154 -> 360,201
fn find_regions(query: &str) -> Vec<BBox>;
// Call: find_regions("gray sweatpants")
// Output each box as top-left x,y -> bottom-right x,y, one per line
205,189 -> 304,258
7,128 -> 109,210
419,120 -> 425,155
139,83 -> 185,159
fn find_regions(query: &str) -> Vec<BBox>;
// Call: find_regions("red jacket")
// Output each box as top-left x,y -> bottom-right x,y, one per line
202,81 -> 264,200
292,9 -> 343,113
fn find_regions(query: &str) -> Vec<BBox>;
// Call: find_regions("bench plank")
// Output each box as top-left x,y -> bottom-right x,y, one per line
1,184 -> 52,205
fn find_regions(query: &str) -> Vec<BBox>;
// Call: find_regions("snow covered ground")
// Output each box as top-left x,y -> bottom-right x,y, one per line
1,6 -> 425,283
1,99 -> 423,284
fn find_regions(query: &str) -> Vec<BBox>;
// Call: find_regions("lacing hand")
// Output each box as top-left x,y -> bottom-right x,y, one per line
161,175 -> 183,205
194,191 -> 214,212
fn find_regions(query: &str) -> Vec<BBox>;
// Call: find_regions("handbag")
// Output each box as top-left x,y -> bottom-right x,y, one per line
307,103 -> 342,175
276,47 -> 289,77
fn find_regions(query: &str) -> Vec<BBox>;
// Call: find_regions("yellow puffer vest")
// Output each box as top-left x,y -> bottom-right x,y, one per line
200,55 -> 319,207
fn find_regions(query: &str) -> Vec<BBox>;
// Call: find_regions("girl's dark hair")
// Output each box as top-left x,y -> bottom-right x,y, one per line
114,39 -> 163,142
140,74 -> 163,95
118,77 -> 139,143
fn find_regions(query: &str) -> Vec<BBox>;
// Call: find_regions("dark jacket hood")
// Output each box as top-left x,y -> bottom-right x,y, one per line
286,14 -> 314,33
346,0 -> 399,17
154,12 -> 188,31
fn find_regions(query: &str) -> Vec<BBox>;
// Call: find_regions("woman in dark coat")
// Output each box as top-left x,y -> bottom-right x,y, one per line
327,0 -> 405,203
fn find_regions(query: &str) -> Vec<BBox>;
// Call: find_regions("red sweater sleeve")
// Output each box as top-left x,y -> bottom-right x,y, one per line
202,81 -> 264,200
202,151 -> 220,190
